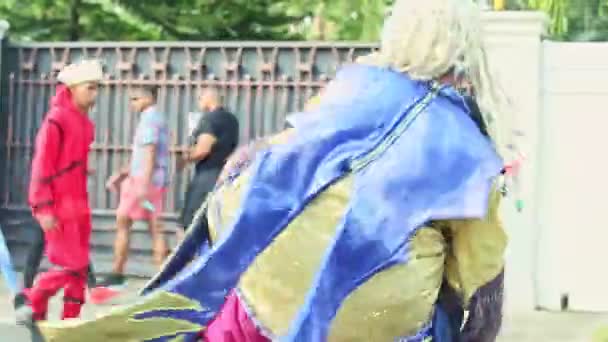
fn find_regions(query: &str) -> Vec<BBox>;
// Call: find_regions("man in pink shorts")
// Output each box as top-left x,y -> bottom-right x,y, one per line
95,85 -> 170,291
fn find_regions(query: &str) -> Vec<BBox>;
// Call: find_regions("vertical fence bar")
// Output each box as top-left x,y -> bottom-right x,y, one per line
253,48 -> 264,138
4,73 -> 15,206
13,49 -> 26,206
267,47 -> 279,134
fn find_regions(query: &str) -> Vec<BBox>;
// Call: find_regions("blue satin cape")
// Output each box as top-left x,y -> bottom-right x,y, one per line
140,64 -> 503,342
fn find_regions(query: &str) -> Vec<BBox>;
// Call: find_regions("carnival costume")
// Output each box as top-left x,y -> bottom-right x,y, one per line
37,1 -> 510,340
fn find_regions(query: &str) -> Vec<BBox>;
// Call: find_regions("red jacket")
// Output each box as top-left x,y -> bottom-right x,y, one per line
28,85 -> 95,222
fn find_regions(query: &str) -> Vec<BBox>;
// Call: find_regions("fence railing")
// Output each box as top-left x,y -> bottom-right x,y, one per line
0,42 -> 378,218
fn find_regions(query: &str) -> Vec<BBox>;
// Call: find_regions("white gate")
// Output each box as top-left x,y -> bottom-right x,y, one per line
535,41 -> 608,312
481,12 -> 608,313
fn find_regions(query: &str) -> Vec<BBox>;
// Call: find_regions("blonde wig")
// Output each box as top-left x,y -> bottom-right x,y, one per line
358,0 -> 513,158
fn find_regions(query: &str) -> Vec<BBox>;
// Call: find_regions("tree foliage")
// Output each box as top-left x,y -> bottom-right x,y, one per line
0,0 -> 304,41
278,0 -> 392,41
509,0 -> 608,41
3,0 -> 608,42
0,0 -> 395,42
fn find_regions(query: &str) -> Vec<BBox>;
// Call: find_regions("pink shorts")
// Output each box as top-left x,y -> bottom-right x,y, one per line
116,177 -> 166,221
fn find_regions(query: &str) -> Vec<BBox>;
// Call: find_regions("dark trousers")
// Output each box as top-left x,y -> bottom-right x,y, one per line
180,170 -> 218,237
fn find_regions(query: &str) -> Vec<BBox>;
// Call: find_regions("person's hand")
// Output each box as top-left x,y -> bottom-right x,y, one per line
176,154 -> 189,171
36,214 -> 57,232
106,173 -> 126,192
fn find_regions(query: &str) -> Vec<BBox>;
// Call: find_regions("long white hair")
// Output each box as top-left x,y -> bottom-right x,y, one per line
358,0 -> 513,157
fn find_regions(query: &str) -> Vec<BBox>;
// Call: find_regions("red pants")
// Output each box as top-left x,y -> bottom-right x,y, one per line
24,217 -> 91,320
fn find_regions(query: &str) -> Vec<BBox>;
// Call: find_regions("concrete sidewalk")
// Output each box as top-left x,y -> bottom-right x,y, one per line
0,277 -> 606,341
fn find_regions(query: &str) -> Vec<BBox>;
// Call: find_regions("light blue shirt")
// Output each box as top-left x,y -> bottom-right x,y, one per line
130,106 -> 170,187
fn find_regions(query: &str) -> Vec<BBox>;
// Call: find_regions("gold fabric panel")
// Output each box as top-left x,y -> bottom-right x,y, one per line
207,168 -> 252,242
38,291 -> 205,342
328,227 -> 446,341
444,188 -> 507,304
208,129 -> 294,242
205,174 -> 505,340
238,175 -> 355,337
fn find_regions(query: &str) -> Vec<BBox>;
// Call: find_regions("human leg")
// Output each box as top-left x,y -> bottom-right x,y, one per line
87,263 -> 96,288
94,214 -> 132,289
23,222 -> 45,288
180,173 -> 212,245
19,218 -> 91,323
111,214 -> 133,275
62,267 -> 88,319
14,222 -> 45,309
19,268 -> 67,322
148,217 -> 168,270
96,179 -> 136,288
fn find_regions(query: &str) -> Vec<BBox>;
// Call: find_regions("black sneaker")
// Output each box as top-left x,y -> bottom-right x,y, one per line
96,273 -> 127,289
87,272 -> 97,288
87,264 -> 97,288
13,292 -> 27,310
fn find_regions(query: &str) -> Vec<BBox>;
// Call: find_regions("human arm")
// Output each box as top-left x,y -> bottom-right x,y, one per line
86,125 -> 96,176
136,144 -> 157,201
177,115 -> 221,170
187,134 -> 217,163
106,161 -> 130,192
28,119 -> 62,230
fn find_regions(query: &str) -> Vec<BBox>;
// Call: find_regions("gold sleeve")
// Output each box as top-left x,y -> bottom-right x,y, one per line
443,187 -> 508,305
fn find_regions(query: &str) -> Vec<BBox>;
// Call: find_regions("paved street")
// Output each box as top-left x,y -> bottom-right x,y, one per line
0,276 -> 607,341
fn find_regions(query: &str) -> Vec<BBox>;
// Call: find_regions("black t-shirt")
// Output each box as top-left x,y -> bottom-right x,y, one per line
191,108 -> 239,174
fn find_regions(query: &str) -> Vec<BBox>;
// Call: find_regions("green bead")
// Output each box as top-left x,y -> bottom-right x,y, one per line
515,199 -> 524,212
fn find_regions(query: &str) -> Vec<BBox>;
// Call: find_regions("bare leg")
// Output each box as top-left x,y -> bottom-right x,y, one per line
112,215 -> 134,274
148,217 -> 169,270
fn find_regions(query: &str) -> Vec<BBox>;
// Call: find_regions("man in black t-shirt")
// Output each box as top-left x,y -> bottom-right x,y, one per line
177,87 -> 239,242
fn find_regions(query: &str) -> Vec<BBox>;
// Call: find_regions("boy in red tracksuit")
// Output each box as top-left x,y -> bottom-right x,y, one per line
15,60 -> 102,324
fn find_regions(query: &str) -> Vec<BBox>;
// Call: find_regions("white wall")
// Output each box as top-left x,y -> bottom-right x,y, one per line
483,11 -> 608,313
536,42 -> 608,312
482,11 -> 547,312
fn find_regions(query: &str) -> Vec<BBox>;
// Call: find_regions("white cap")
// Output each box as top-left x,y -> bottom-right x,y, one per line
57,59 -> 103,86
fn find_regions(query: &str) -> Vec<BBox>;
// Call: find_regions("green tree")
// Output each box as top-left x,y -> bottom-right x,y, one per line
0,0 -> 160,41
279,0 -> 391,41
522,0 -> 608,41
0,0 -> 304,41
112,0 -> 304,40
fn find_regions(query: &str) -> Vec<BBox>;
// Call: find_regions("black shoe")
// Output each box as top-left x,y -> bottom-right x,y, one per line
96,273 -> 127,289
87,272 -> 97,288
13,292 -> 27,310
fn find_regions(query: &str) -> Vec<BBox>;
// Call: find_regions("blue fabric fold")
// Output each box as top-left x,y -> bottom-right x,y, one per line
140,64 -> 503,341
